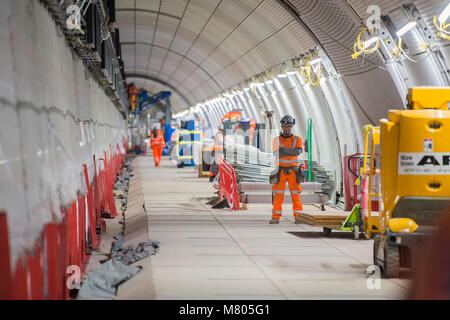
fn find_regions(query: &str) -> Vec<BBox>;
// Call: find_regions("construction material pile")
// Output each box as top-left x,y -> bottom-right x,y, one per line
224,144 -> 276,182
296,206 -> 347,227
113,157 -> 134,212
310,161 -> 334,197
110,238 -> 160,265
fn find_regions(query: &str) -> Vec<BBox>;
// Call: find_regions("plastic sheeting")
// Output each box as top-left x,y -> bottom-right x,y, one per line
76,238 -> 160,300
77,259 -> 141,300
0,1 -> 127,268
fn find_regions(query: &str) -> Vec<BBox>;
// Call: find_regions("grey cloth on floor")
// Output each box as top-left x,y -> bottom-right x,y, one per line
77,259 -> 141,300
110,239 -> 160,265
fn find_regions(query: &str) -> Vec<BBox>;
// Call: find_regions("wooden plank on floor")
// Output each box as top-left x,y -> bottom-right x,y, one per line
297,205 -> 348,227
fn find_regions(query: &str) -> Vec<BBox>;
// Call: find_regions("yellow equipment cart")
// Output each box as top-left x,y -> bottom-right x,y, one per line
361,87 -> 450,277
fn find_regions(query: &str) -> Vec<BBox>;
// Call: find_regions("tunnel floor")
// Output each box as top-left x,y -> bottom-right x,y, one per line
85,154 -> 411,300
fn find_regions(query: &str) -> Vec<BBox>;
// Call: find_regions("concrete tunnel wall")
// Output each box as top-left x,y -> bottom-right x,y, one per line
0,0 -> 127,296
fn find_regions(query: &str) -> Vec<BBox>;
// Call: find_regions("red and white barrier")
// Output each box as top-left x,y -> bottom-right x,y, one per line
0,139 -> 129,300
217,155 -> 240,211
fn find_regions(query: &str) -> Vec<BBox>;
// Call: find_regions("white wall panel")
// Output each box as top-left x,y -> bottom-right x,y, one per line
1,1 -> 128,266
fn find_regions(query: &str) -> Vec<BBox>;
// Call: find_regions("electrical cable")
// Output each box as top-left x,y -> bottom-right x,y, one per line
351,28 -> 381,60
433,15 -> 450,40
399,47 -> 432,63
306,57 -> 321,87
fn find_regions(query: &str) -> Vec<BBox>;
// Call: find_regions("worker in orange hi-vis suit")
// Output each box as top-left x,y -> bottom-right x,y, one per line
150,128 -> 165,167
269,115 -> 304,224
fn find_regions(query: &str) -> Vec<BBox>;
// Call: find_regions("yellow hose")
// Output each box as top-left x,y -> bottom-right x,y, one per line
351,28 -> 381,59
306,57 -> 321,87
392,37 -> 402,59
433,16 -> 450,40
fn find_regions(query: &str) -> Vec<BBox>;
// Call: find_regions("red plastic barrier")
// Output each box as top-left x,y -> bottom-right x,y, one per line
26,242 -> 44,300
12,258 -> 28,299
217,155 -> 240,211
83,164 -> 99,250
78,195 -> 89,273
0,212 -> 12,299
45,223 -> 64,300
101,150 -> 118,218
2,141 -> 127,300
93,156 -> 103,231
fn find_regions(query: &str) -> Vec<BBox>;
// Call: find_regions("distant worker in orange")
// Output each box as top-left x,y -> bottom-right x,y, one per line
150,126 -> 165,167
127,83 -> 138,112
269,115 -> 304,224
249,118 -> 256,145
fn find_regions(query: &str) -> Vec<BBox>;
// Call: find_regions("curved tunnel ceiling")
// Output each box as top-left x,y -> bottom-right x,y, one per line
116,0 -> 445,112
116,0 -> 318,112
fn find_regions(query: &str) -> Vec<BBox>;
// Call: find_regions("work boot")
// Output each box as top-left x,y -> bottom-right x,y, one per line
295,216 -> 303,224
269,218 -> 280,224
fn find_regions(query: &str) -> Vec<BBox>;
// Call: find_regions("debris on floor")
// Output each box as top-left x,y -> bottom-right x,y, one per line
77,259 -> 142,300
110,238 -> 160,265
77,155 -> 160,300
114,157 -> 134,212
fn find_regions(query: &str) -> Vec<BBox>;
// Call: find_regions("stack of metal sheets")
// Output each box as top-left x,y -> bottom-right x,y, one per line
224,144 -> 277,182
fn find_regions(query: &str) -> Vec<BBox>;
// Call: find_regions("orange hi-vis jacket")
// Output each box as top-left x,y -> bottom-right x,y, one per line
151,131 -> 165,149
273,134 -> 302,167
213,132 -> 224,153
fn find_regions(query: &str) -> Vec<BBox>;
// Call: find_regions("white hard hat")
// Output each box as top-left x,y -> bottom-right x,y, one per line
219,123 -> 224,130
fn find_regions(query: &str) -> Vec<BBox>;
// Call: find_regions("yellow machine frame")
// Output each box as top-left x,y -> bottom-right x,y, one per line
361,87 -> 450,277
361,124 -> 381,239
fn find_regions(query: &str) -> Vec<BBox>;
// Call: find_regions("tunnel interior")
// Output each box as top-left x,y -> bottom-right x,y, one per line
0,0 -> 449,300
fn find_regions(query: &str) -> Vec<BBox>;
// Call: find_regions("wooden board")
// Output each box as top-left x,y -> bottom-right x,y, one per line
297,206 -> 348,227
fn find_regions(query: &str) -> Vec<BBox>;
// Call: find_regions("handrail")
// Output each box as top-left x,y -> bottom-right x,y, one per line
361,125 -> 381,235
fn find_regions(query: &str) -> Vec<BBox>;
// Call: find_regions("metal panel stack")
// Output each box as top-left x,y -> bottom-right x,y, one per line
310,161 -> 334,196
224,144 -> 276,182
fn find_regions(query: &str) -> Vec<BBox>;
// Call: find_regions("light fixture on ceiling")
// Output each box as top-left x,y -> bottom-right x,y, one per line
249,77 -> 265,88
277,64 -> 288,78
439,2 -> 450,23
363,36 -> 380,49
243,81 -> 251,91
309,58 -> 322,73
396,19 -> 417,37
264,71 -> 274,84
434,2 -> 450,40
392,20 -> 417,59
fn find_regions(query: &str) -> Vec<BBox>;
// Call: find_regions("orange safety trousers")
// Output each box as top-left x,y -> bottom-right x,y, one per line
272,168 -> 303,219
152,146 -> 163,166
